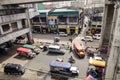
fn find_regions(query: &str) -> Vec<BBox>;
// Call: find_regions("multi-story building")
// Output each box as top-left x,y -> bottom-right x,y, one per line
32,10 -> 50,33
32,8 -> 81,35
84,0 -> 104,36
0,3 -> 39,49
71,0 -> 85,8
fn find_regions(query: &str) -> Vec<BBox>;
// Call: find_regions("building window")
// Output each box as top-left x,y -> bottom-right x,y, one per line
32,17 -> 40,22
2,24 -> 10,32
69,17 -> 77,23
11,22 -> 18,31
40,17 -> 46,22
22,19 -> 26,28
58,16 -> 67,23
92,16 -> 102,22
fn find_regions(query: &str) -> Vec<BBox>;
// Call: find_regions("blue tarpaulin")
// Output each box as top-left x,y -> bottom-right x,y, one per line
50,61 -> 71,69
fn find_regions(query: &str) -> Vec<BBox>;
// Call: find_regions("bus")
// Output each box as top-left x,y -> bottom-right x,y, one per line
73,42 -> 85,58
50,61 -> 79,77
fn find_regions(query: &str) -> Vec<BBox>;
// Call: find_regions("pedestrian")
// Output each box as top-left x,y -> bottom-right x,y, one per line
85,40 -> 87,45
69,46 -> 72,52
67,42 -> 69,48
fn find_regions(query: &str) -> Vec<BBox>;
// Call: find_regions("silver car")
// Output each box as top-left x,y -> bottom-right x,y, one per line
59,32 -> 68,37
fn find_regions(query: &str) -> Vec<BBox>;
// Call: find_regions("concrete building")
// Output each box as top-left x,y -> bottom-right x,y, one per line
44,1 -> 71,9
100,0 -> 120,80
71,0 -> 85,8
0,3 -> 39,46
0,0 -> 71,47
85,0 -> 105,8
32,8 -> 81,35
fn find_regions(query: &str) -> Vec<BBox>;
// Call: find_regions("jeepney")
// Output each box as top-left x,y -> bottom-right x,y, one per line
50,61 -> 79,77
16,47 -> 36,59
23,44 -> 40,54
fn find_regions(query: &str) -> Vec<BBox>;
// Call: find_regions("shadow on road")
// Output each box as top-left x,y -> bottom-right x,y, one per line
0,45 -> 22,63
13,55 -> 28,60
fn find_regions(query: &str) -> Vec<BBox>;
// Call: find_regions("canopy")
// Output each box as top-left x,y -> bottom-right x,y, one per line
23,44 -> 36,49
50,61 -> 71,69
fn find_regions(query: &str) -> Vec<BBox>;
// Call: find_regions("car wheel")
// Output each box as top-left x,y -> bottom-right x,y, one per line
5,72 -> 8,74
19,72 -> 22,75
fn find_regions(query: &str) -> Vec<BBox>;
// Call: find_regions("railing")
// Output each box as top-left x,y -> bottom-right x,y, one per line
0,13 -> 26,23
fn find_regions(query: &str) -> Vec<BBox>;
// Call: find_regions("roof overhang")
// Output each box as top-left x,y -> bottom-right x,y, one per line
0,0 -> 71,5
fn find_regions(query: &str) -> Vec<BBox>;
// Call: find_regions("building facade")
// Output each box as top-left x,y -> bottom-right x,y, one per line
0,3 -> 39,49
32,8 -> 81,35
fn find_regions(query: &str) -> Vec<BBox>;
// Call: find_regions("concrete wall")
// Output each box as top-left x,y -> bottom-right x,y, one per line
105,4 -> 120,80
0,28 -> 29,44
0,13 -> 26,24
17,20 -> 23,29
100,4 -> 114,46
0,0 -> 71,5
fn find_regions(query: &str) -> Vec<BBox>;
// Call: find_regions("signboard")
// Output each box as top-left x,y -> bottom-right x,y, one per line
49,20 -> 55,27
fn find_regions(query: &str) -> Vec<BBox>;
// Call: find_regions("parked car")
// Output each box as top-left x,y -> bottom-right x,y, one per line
48,45 -> 66,55
4,63 -> 25,75
81,36 -> 93,42
54,37 -> 60,42
89,56 -> 106,67
59,32 -> 68,37
93,34 -> 101,40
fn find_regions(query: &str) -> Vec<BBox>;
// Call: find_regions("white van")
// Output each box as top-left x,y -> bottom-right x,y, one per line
93,34 -> 101,40
59,32 -> 68,37
81,36 -> 93,42
48,45 -> 65,55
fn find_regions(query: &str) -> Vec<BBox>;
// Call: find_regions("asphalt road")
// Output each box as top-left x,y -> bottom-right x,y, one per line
24,32 -> 100,80
0,27 -> 100,80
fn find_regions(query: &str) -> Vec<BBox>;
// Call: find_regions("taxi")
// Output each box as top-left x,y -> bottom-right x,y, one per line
89,56 -> 106,67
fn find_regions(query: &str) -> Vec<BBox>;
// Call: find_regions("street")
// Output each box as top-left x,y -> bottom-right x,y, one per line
0,27 -> 100,80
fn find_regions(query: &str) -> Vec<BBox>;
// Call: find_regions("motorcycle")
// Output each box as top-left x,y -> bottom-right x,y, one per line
43,46 -> 47,52
56,58 -> 63,62
68,56 -> 75,63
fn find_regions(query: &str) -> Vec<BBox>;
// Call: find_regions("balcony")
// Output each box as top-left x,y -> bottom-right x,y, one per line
0,13 -> 26,24
0,28 -> 29,44
29,10 -> 39,18
0,10 -> 39,24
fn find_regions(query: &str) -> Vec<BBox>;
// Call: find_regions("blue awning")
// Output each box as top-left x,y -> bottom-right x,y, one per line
50,61 -> 71,69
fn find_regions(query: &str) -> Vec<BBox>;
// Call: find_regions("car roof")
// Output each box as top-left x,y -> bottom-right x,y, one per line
5,63 -> 20,68
85,36 -> 92,37
50,61 -> 71,69
17,47 -> 31,53
49,45 -> 60,49
23,44 -> 36,49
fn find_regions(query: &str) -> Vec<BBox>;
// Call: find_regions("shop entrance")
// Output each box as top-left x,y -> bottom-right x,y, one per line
70,29 -> 75,35
59,29 -> 67,33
